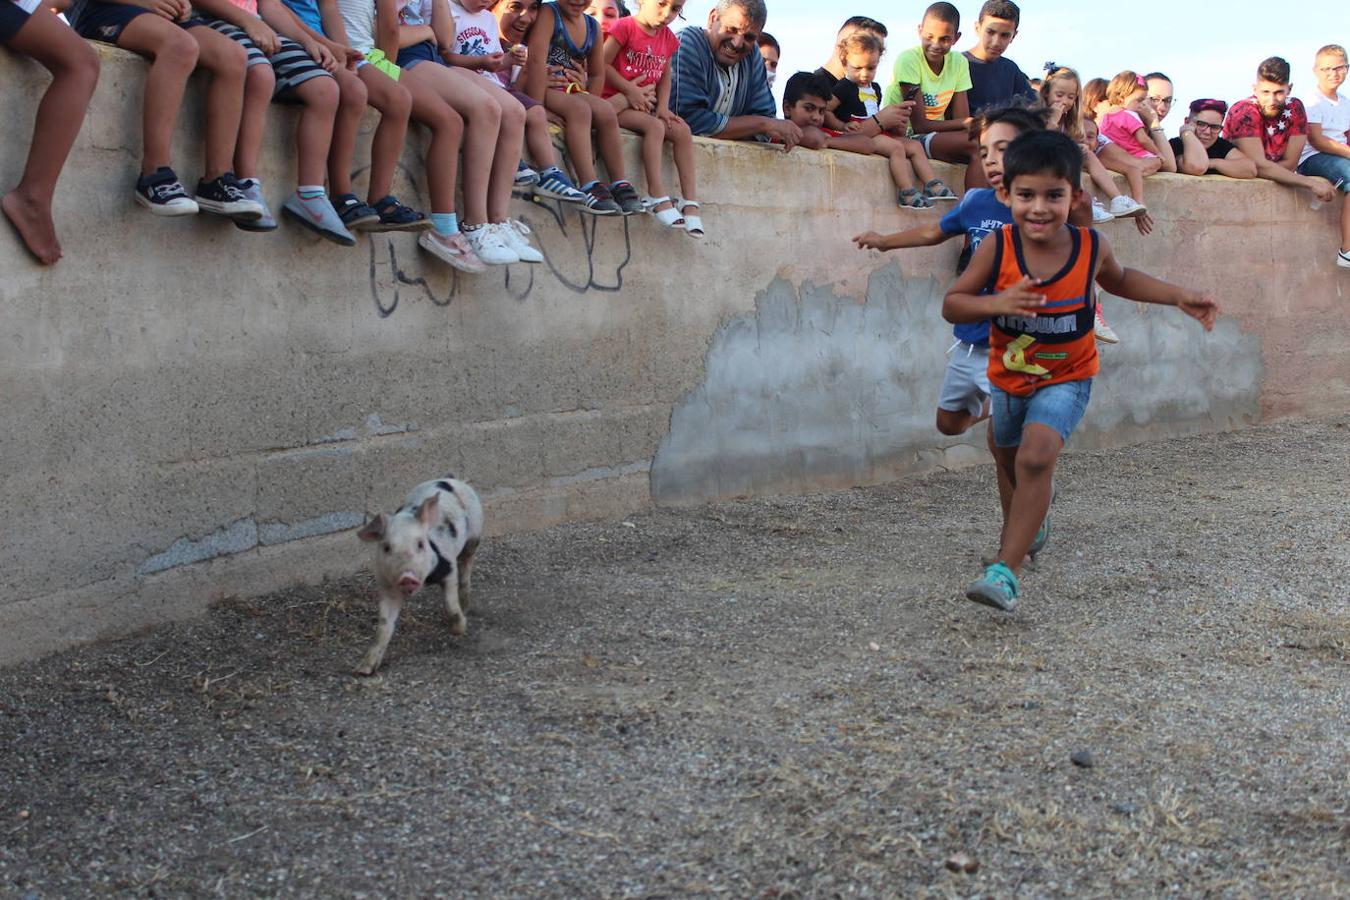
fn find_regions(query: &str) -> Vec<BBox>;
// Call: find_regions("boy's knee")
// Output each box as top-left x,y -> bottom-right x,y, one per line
304,74 -> 340,111
245,63 -> 276,96
500,96 -> 525,129
339,72 -> 368,112
525,104 -> 547,126
158,28 -> 200,71
591,100 -> 618,128
386,83 -> 412,120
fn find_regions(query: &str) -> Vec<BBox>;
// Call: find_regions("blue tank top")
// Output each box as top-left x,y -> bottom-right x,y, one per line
546,1 -> 597,69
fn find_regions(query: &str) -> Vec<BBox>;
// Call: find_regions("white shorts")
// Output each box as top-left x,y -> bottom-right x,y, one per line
938,340 -> 990,417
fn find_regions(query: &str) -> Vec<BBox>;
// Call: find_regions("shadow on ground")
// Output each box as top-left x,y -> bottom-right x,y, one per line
3,420 -> 1348,897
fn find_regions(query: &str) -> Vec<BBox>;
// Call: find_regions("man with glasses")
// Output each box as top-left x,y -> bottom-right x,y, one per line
1144,71 -> 1175,130
1171,99 -> 1257,178
1297,44 -> 1350,268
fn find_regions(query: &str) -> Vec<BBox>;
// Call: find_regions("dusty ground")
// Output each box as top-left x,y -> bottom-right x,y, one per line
2,419 -> 1348,898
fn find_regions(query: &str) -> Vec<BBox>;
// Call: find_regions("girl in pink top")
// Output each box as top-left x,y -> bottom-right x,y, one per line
1097,70 -> 1178,168
601,0 -> 703,236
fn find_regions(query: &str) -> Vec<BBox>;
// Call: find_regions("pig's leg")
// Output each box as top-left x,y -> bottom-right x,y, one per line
457,537 -> 479,611
356,590 -> 403,676
442,562 -> 467,636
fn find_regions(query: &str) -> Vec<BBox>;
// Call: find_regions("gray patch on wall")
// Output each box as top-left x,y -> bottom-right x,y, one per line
651,264 -> 1264,506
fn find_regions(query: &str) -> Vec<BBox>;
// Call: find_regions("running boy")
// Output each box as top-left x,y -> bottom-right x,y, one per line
1,0 -> 99,264
854,105 -> 1047,436
942,130 -> 1218,611
881,1 -> 984,190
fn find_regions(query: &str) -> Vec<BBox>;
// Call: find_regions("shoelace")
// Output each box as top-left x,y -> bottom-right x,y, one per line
148,182 -> 188,201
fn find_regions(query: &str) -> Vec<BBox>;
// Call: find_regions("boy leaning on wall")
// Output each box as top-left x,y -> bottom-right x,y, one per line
1297,44 -> 1350,268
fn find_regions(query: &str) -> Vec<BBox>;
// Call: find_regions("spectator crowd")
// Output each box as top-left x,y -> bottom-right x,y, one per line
1,0 -> 1347,271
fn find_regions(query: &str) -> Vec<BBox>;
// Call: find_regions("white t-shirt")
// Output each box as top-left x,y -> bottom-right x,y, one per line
335,0 -> 377,52
448,1 -> 505,86
1301,90 -> 1349,164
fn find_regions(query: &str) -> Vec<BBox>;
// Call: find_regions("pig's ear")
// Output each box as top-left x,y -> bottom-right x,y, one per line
357,514 -> 387,542
415,495 -> 440,525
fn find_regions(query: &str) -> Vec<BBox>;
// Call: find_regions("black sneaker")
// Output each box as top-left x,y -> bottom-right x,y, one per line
580,181 -> 621,216
135,167 -> 198,217
610,180 -> 644,215
335,192 -> 381,230
368,194 -> 433,233
195,172 -> 263,220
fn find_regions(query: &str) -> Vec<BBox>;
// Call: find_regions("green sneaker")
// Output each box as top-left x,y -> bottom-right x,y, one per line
966,562 -> 1020,611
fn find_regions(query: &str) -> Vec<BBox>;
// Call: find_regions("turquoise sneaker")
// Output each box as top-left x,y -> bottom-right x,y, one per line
1027,480 -> 1057,559
966,562 -> 1020,611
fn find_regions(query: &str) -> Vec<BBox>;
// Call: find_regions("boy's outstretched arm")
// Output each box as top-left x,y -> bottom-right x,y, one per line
853,221 -> 949,251
943,236 -> 1047,323
1094,235 -> 1219,330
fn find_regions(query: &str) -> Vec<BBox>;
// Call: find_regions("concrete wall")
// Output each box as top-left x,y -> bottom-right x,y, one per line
2,45 -> 1347,664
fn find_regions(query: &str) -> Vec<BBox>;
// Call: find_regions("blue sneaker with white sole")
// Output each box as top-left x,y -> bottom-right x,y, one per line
966,562 -> 1020,611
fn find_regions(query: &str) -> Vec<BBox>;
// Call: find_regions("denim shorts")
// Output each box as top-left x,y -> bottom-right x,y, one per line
990,378 -> 1092,448
1297,152 -> 1350,189
937,340 -> 991,417
397,40 -> 445,69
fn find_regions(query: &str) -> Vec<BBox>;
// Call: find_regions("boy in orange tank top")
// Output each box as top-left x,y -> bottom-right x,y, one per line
942,130 -> 1218,612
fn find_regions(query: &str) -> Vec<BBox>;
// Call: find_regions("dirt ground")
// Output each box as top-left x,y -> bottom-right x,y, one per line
2,419 -> 1348,898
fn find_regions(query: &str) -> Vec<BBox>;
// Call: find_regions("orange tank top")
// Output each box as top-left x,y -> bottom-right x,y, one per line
986,224 -> 1100,396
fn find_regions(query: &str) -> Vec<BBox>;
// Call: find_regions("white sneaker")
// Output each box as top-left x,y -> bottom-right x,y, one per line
463,223 -> 518,265
1094,305 -> 1120,344
1091,199 -> 1114,224
418,230 -> 487,274
1109,195 -> 1147,218
495,221 -> 543,263
1338,248 -> 1350,269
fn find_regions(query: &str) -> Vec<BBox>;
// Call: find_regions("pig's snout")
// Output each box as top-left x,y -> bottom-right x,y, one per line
397,573 -> 422,595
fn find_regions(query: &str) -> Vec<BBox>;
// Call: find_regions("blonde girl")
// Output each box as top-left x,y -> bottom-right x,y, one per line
1098,69 -> 1176,173
1040,66 -> 1147,221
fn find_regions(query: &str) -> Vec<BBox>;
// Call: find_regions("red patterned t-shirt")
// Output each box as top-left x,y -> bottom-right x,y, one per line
1222,97 -> 1308,162
601,16 -> 679,100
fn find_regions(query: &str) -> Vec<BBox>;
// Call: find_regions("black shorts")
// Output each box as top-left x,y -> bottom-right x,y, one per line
206,18 -> 332,97
70,1 -> 207,44
0,0 -> 35,43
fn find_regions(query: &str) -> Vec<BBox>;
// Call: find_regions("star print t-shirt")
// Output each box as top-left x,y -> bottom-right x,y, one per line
1223,97 -> 1307,163
881,45 -> 971,121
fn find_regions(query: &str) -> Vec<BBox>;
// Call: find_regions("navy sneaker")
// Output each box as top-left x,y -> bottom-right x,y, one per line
580,181 -> 622,216
610,180 -> 644,215
334,192 -> 381,230
135,167 -> 198,217
195,172 -> 262,219
369,195 -> 433,233
533,167 -> 589,204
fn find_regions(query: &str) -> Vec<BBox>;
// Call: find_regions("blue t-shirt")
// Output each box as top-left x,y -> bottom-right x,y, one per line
939,187 -> 1010,345
281,0 -> 325,33
962,52 -> 1034,115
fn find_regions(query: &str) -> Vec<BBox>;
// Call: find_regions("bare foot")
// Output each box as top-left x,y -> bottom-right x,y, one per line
2,189 -> 62,265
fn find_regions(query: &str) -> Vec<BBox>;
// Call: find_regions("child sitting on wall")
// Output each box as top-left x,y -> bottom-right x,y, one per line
0,0 -> 99,264
1096,70 -> 1177,190
524,0 -> 642,214
65,0 -> 262,222
601,0 -> 704,235
783,70 -> 954,211
823,35 -> 957,207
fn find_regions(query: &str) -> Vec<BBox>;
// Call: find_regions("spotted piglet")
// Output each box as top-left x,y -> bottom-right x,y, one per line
355,476 -> 484,675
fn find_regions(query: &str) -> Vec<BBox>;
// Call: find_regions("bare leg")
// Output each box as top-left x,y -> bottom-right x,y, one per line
115,15 -> 199,175
356,590 -> 404,675
523,104 -> 556,169
289,74 -> 339,187
412,64 -> 497,224
617,108 -> 668,201
996,424 -> 1061,576
327,66 -> 368,195
1098,143 -> 1151,200
929,131 -> 987,189
470,79 -> 526,223
584,92 -> 627,182
870,135 -> 918,191
358,66 -> 412,203
543,90 -> 598,184
2,7 -> 99,265
901,137 -> 939,186
1083,148 -> 1122,199
401,66 -> 464,214
1339,190 -> 1350,253
186,24 -> 248,179
234,62 -> 276,179
666,116 -> 697,201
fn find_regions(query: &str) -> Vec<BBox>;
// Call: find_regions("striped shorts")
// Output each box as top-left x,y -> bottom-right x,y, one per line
205,19 -> 332,97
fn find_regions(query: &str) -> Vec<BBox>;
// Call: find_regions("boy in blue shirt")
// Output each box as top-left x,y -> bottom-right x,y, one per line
962,0 -> 1033,113
854,106 -> 1046,437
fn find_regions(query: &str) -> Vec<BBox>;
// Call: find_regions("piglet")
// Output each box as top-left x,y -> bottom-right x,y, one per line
355,476 -> 484,675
